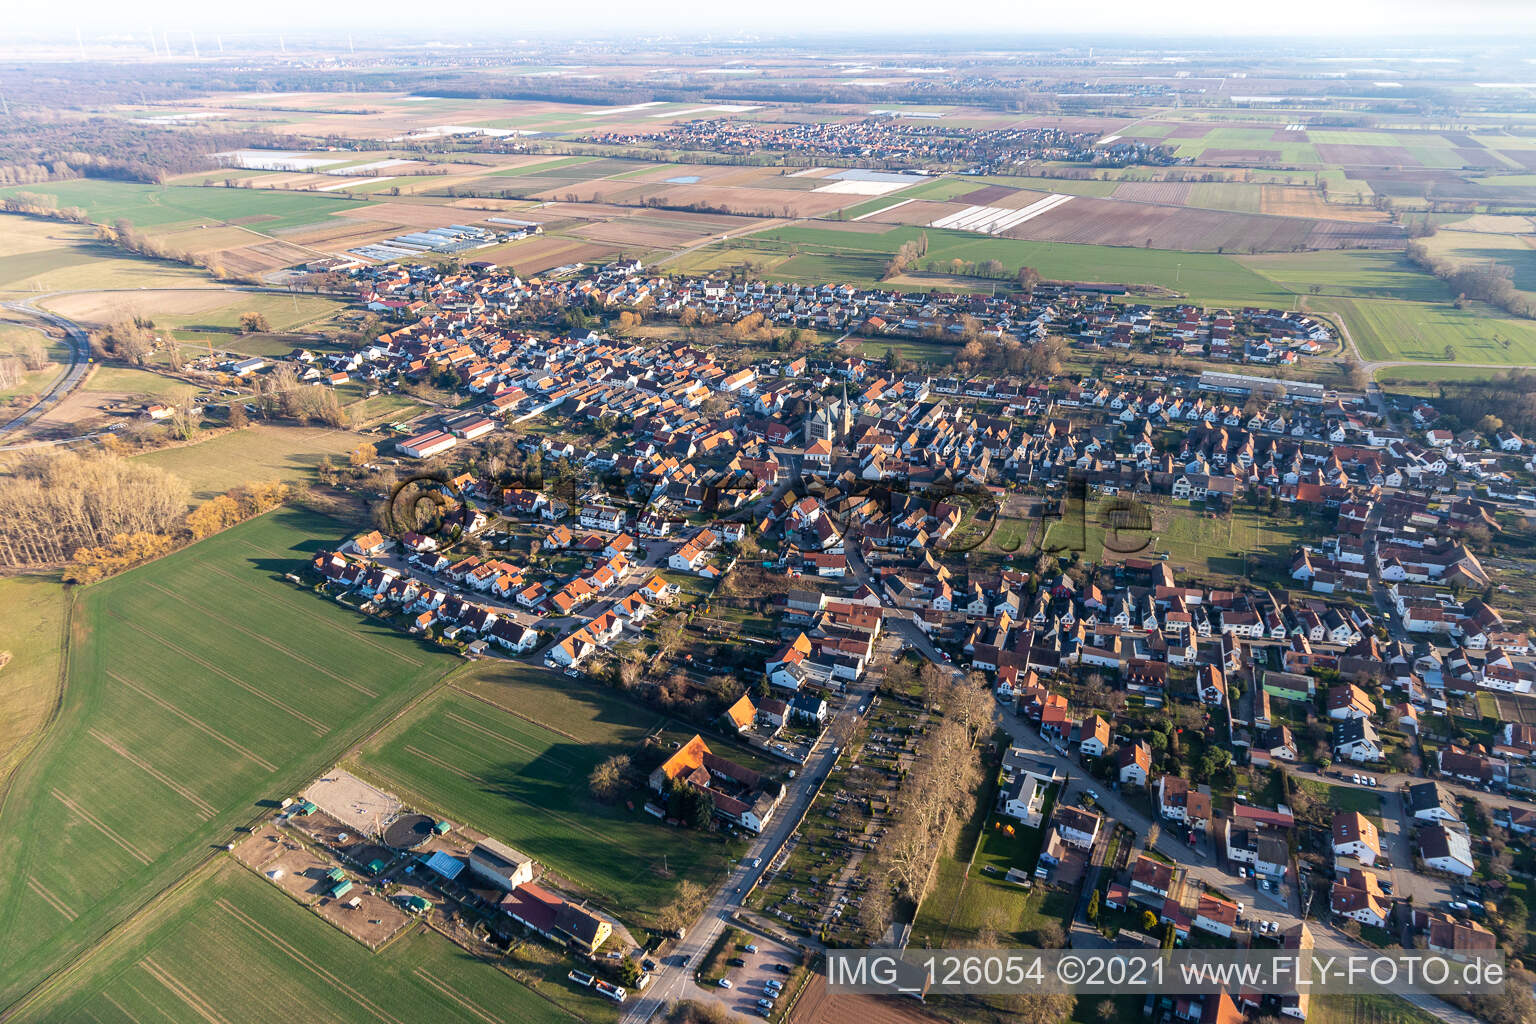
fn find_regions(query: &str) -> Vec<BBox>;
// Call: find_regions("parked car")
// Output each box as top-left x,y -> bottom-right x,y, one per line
719,978 -> 733,989
729,958 -> 746,968
744,944 -> 758,954
772,963 -> 792,975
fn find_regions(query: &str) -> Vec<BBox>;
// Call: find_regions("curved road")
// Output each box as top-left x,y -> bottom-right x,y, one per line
0,301 -> 91,436
0,284 -> 349,440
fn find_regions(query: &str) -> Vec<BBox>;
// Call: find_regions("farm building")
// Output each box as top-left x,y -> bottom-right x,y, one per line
468,838 -> 536,890
397,430 -> 458,459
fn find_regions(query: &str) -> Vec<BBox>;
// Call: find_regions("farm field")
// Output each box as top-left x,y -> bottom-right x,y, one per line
706,224 -> 1297,306
353,665 -> 750,924
1419,226 -> 1536,297
131,425 -> 367,501
0,507 -> 454,1011
1240,250 -> 1449,302
0,215 -> 219,295
0,181 -> 373,234
13,860 -> 577,1024
41,288 -> 344,334
0,579 -> 68,789
1311,295 -> 1536,365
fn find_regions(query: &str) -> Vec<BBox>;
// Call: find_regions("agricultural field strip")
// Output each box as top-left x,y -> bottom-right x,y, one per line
140,956 -> 235,1024
24,877 -> 77,922
49,788 -> 152,865
851,198 -> 916,222
141,580 -> 379,698
104,670 -> 278,772
85,728 -> 219,818
410,967 -> 508,1024
103,607 -> 330,734
207,558 -> 427,667
215,898 -> 410,1024
929,194 -> 1073,234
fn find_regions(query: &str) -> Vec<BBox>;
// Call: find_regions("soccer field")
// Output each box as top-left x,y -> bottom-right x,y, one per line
0,508 -> 454,1011
353,676 -> 746,924
17,861 -> 577,1024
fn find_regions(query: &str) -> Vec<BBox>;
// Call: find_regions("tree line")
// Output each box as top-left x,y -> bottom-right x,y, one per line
0,447 -> 293,579
1406,240 -> 1534,320
0,114 -> 310,186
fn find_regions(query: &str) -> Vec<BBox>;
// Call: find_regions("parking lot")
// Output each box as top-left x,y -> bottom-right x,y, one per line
712,937 -> 799,1019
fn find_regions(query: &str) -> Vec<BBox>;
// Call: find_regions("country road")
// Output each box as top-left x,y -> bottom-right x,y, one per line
0,301 -> 91,435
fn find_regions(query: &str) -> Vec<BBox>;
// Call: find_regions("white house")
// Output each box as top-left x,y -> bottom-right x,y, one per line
1419,824 -> 1474,877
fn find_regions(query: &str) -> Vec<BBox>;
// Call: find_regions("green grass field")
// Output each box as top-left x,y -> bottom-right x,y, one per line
1186,182 -> 1264,213
16,861 -> 577,1024
356,665 -> 748,923
1308,993 -> 1445,1024
698,224 -> 1295,306
80,364 -> 193,400
0,181 -> 372,234
0,216 -> 218,294
0,508 -> 454,1011
132,425 -> 367,501
1296,780 -> 1383,820
0,579 -> 67,788
1311,295 -> 1536,364
1241,250 -> 1449,302
0,320 -> 69,402
155,293 -> 347,334
1044,496 -> 1317,584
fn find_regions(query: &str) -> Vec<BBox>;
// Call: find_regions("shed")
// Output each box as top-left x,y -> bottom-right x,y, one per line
298,800 -> 318,816
326,867 -> 347,883
405,895 -> 433,914
422,850 -> 465,881
434,820 -> 452,835
330,880 -> 354,899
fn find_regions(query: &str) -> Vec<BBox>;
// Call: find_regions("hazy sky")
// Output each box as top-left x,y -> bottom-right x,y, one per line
10,0 -> 1536,40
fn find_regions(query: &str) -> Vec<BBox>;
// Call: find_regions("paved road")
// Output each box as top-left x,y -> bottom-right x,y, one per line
621,676 -> 878,1024
0,301 -> 90,435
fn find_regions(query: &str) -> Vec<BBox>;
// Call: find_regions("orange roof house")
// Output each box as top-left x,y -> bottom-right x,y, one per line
724,694 -> 756,732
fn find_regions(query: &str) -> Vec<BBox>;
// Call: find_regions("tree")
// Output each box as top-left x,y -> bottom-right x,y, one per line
669,781 -> 713,829
1086,889 -> 1100,923
349,442 -> 377,468
1017,266 -> 1041,295
1141,910 -> 1159,933
997,991 -> 1075,1024
227,401 -> 248,429
1145,823 -> 1160,850
658,880 -> 707,936
1033,921 -> 1065,949
1344,357 -> 1370,391
588,754 -> 631,801
1096,998 -> 1118,1023
239,312 -> 271,334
